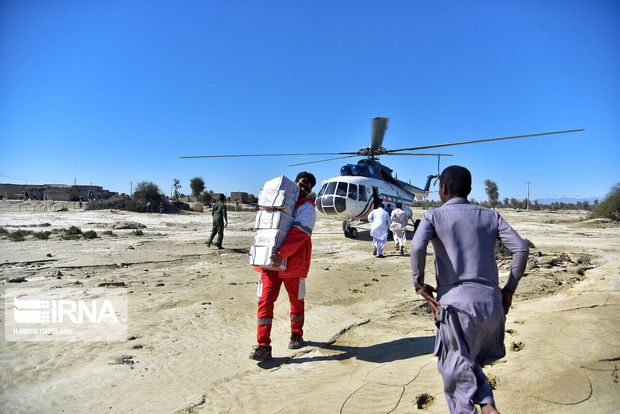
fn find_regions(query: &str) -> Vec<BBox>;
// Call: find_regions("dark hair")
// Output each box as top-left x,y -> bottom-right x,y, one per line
295,171 -> 316,188
440,165 -> 472,197
219,194 -> 226,202
396,201 -> 402,209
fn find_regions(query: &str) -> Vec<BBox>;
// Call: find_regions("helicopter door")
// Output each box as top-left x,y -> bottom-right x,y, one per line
372,186 -> 381,208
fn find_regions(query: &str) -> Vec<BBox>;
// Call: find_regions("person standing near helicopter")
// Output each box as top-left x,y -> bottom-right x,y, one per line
368,203 -> 391,258
390,202 -> 408,255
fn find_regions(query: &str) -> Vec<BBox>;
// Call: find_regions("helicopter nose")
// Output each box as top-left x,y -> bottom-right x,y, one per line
316,194 -> 346,215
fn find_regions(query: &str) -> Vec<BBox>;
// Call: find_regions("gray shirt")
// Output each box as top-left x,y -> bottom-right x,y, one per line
411,197 -> 528,295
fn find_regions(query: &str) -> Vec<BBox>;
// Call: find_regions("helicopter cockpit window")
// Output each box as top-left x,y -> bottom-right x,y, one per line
317,183 -> 328,198
336,182 -> 347,197
348,184 -> 358,200
366,165 -> 376,178
359,185 -> 368,202
325,182 -> 336,196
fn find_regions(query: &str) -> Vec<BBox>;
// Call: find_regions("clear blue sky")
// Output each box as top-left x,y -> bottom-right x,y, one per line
1,0 -> 618,202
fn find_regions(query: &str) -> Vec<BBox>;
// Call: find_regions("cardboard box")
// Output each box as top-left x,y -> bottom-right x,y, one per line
255,209 -> 294,230
257,175 -> 299,215
250,175 -> 299,271
249,245 -> 288,271
253,228 -> 289,248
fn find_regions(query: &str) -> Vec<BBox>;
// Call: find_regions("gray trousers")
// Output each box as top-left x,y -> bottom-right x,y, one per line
434,299 -> 505,413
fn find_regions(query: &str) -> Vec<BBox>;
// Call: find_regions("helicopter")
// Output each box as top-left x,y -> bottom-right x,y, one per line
179,118 -> 584,238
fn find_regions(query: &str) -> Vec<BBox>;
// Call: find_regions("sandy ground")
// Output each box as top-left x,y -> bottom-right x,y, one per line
0,202 -> 618,413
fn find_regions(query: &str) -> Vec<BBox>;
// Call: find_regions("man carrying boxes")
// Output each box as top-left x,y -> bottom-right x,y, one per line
249,171 -> 317,361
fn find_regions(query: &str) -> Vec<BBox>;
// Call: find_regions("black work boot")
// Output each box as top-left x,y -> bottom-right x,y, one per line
288,333 -> 304,349
249,345 -> 272,361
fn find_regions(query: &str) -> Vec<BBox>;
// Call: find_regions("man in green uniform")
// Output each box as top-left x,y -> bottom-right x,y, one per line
207,194 -> 228,249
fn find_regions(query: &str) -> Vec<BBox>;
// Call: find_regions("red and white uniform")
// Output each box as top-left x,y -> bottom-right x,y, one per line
255,197 -> 316,346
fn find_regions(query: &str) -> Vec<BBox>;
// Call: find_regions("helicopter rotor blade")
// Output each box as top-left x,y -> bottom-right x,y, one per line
387,129 -> 585,153
288,155 -> 360,167
370,117 -> 389,152
384,153 -> 453,156
178,151 -> 356,159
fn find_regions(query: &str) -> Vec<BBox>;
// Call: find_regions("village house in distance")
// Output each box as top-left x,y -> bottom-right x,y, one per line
0,183 -> 117,201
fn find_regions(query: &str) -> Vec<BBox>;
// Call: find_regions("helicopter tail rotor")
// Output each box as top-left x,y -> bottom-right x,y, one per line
432,154 -> 442,186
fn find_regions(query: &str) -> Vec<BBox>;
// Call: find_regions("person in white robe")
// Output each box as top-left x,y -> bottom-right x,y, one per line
368,203 -> 391,258
390,202 -> 409,254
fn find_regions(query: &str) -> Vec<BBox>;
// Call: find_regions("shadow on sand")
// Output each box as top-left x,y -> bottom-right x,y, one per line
258,335 -> 435,369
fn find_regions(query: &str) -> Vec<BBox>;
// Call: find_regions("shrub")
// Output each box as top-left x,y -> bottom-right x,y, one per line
170,200 -> 191,211
590,183 -> 619,221
33,231 -> 51,240
61,226 -> 82,240
0,227 -> 8,235
576,254 -> 592,265
198,191 -> 212,205
8,230 -> 32,242
86,195 -> 147,212
83,230 -> 98,239
87,195 -> 189,213
134,229 -> 144,236
133,181 -> 163,203
103,230 -> 116,237
494,240 -> 511,259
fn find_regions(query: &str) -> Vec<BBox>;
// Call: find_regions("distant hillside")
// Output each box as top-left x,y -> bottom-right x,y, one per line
534,196 -> 601,204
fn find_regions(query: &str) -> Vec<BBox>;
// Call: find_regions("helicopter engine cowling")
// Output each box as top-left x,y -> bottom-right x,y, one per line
340,165 -> 351,176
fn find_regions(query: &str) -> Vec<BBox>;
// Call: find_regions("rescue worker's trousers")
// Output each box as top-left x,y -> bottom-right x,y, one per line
207,218 -> 224,247
256,273 -> 305,346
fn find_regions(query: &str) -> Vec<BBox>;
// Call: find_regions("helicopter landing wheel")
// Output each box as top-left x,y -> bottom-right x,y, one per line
344,229 -> 351,238
349,227 -> 358,239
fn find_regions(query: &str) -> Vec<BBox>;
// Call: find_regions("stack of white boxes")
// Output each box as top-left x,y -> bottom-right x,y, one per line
249,175 -> 300,270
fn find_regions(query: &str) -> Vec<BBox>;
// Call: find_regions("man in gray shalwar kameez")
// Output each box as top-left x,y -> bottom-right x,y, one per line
410,166 -> 528,414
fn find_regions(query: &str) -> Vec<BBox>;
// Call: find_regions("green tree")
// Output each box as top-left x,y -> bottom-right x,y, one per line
484,179 -> 499,209
591,183 -> 620,220
133,182 -> 162,202
190,177 -> 206,197
198,191 -> 212,205
173,178 -> 182,199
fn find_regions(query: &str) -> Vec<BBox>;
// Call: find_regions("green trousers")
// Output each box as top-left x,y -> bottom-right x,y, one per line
208,219 -> 225,247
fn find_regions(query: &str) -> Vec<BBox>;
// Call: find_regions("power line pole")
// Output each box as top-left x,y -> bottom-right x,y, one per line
526,181 -> 531,211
